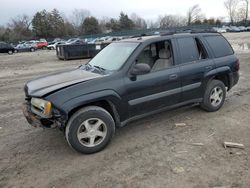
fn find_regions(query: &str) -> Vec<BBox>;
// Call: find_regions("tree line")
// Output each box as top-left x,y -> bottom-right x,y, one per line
0,1 -> 249,42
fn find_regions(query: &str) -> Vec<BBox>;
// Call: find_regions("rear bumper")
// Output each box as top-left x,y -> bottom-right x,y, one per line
229,72 -> 239,90
22,103 -> 54,128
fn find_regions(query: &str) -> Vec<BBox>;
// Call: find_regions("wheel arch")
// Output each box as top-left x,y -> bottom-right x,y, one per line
204,66 -> 232,91
67,99 -> 121,128
60,90 -> 123,128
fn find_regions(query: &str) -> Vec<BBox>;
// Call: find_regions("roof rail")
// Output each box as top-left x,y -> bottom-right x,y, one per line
160,28 -> 218,36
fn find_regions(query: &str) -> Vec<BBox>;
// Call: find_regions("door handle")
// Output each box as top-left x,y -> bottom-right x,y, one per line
169,74 -> 178,80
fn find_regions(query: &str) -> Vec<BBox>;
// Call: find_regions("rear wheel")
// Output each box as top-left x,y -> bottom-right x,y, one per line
201,80 -> 226,112
65,106 -> 115,154
30,48 -> 35,52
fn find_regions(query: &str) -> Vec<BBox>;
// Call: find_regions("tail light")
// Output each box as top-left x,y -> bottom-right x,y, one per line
235,59 -> 240,71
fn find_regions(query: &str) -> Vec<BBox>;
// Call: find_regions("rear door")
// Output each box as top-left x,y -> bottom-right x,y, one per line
176,36 -> 215,102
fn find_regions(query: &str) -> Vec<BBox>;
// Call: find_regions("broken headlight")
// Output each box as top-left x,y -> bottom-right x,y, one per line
31,98 -> 52,118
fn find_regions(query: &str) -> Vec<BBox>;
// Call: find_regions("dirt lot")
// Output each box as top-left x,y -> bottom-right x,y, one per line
0,33 -> 250,188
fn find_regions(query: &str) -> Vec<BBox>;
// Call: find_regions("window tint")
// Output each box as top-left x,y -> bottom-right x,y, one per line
177,37 -> 199,63
204,35 -> 234,58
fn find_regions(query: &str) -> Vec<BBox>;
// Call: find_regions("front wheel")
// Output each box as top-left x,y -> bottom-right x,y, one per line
8,50 -> 13,55
65,106 -> 115,154
30,48 -> 35,52
201,80 -> 226,112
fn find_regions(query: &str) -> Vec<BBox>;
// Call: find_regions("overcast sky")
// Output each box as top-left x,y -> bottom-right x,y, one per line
0,0 -> 228,25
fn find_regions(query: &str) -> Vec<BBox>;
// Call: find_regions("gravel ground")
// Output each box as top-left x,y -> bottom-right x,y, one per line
0,34 -> 250,188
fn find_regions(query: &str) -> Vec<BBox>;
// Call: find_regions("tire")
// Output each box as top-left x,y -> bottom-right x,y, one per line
30,48 -> 35,52
65,106 -> 115,154
200,80 -> 226,112
42,46 -> 47,50
8,50 -> 13,55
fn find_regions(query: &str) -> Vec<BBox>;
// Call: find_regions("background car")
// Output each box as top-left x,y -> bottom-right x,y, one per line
66,38 -> 86,45
47,41 -> 65,50
15,41 -> 37,52
230,26 -> 241,32
238,26 -> 247,32
0,42 -> 15,54
212,27 -> 227,33
65,38 -> 79,44
36,39 -> 48,49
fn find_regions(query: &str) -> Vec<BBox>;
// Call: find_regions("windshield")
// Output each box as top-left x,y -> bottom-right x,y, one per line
88,42 -> 139,71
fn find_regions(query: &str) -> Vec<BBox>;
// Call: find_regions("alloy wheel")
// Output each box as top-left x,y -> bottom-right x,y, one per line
77,118 -> 107,147
210,86 -> 223,107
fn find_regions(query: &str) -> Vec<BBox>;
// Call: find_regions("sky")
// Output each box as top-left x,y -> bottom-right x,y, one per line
0,0 -> 228,25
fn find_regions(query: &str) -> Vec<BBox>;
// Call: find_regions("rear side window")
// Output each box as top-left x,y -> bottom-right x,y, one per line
177,37 -> 199,63
204,35 -> 234,58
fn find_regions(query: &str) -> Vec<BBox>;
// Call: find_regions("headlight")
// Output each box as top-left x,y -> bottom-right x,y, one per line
31,98 -> 52,118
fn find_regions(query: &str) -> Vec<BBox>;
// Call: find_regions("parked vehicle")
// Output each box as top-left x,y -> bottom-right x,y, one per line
222,26 -> 232,32
212,27 -> 227,33
230,26 -> 241,32
65,38 -> 85,45
47,41 -> 65,50
69,39 -> 86,45
51,38 -> 63,43
37,39 -> 48,49
15,41 -> 37,52
238,26 -> 247,32
105,37 -> 121,42
23,33 -> 239,154
0,42 -> 15,54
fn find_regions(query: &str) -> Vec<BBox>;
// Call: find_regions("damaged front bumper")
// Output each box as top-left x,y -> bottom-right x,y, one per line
22,102 -> 56,128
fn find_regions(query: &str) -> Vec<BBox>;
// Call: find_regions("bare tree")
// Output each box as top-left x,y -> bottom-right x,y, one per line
130,13 -> 147,29
8,14 -> 31,30
242,0 -> 249,25
158,15 -> 187,28
7,14 -> 32,41
187,4 -> 203,25
70,9 -> 90,34
224,0 -> 239,24
146,19 -> 159,29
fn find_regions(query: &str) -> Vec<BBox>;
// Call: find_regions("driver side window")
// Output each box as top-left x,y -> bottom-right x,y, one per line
135,40 -> 174,73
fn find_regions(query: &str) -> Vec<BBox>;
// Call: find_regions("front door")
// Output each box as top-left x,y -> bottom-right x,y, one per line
124,40 -> 182,118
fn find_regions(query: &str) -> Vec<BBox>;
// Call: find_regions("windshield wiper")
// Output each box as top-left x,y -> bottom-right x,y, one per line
93,65 -> 106,71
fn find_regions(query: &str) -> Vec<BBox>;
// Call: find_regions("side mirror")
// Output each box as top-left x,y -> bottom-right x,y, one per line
130,63 -> 151,76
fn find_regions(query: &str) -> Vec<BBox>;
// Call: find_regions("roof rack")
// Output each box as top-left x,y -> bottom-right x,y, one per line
160,28 -> 218,36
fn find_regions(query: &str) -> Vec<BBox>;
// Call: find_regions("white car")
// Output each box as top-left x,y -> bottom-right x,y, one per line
213,27 -> 227,33
47,42 -> 65,50
238,26 -> 247,32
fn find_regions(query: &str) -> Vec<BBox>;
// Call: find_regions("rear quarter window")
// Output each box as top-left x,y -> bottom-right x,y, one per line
204,35 -> 234,58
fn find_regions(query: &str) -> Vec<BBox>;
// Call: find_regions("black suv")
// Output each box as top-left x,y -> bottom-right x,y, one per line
23,33 -> 239,154
0,42 -> 15,54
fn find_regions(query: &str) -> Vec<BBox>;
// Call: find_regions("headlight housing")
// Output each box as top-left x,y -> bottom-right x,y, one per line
31,98 -> 52,118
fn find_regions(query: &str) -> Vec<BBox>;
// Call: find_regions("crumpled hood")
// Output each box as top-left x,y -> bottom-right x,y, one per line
25,68 -> 102,97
